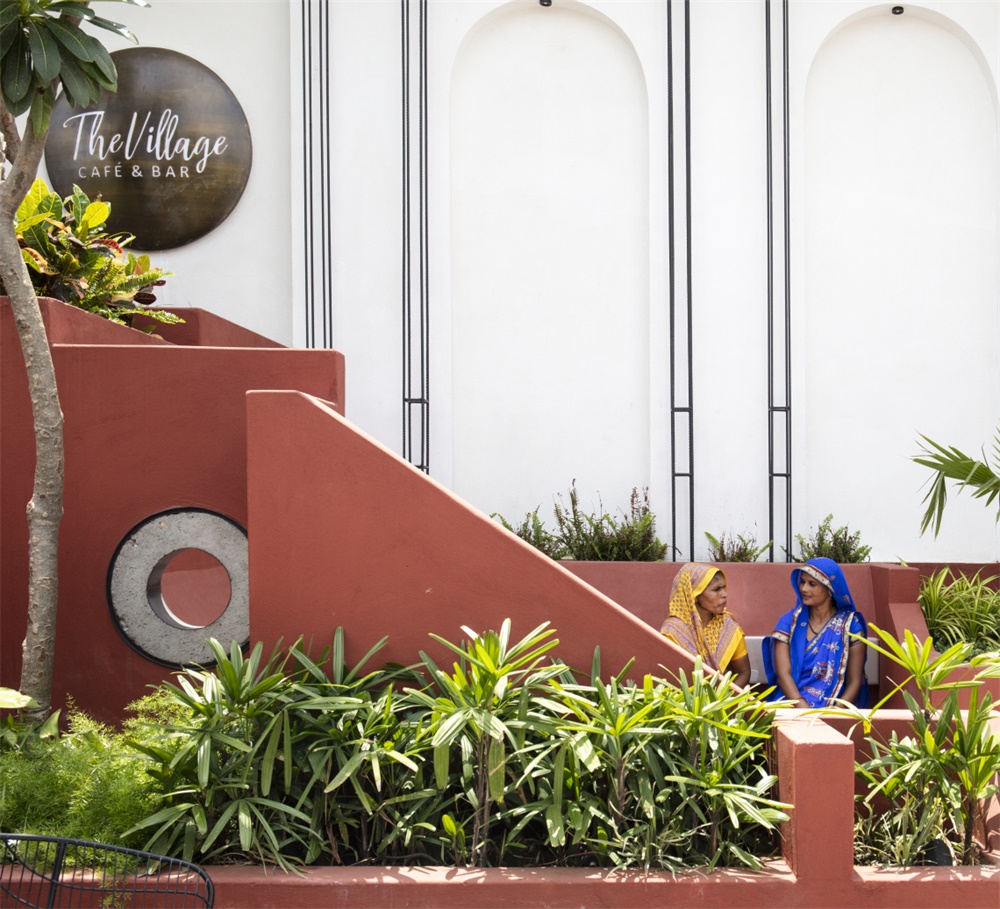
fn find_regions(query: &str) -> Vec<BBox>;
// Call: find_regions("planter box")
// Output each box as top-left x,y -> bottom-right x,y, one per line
205,714 -> 995,909
203,863 -> 999,909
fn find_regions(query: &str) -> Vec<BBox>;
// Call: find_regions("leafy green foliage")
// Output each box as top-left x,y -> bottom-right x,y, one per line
3,178 -> 180,329
0,0 -> 146,135
2,629 -> 789,872
704,531 -> 772,563
919,569 -> 1000,656
914,433 -> 1000,537
120,626 -> 785,871
793,514 -> 871,563
492,508 -> 567,559
550,660 -> 788,871
495,484 -> 669,562
552,483 -> 669,561
828,625 -> 1000,866
0,704 -> 153,848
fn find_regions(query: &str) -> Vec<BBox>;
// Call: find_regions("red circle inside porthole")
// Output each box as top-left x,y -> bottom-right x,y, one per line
44,47 -> 253,250
153,548 -> 232,628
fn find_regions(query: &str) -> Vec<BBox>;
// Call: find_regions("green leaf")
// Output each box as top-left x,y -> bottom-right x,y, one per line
237,800 -> 253,851
434,742 -> 450,789
78,199 -> 110,233
545,802 -> 564,847
1,21 -> 22,60
47,19 -> 96,61
432,709 -> 468,748
0,4 -> 19,30
0,687 -> 34,709
26,20 -> 60,82
28,81 -> 55,134
201,800 -> 240,851
80,39 -> 116,87
2,28 -> 32,104
56,51 -> 98,106
324,752 -> 365,793
47,3 -> 100,20
87,14 -> 138,44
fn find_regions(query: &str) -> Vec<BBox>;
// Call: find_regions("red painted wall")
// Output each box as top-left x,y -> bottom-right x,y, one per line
1,300 -> 345,722
246,391 -> 694,679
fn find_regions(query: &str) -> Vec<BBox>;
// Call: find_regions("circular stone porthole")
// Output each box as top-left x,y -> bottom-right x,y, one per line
108,509 -> 249,666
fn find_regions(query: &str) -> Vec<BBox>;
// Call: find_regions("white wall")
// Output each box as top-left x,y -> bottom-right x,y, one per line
802,4 -> 999,561
45,0 -> 998,562
450,2 -> 651,523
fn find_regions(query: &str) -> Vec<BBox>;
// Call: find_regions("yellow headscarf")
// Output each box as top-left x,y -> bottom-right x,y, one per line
660,563 -> 742,671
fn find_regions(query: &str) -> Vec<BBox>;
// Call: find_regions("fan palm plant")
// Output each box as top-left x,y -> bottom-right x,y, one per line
913,432 -> 1000,536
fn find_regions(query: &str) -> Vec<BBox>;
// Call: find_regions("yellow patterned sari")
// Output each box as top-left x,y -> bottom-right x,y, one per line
660,563 -> 747,671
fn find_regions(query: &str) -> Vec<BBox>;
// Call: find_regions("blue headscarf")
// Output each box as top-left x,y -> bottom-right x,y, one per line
789,557 -> 856,612
763,557 -> 868,707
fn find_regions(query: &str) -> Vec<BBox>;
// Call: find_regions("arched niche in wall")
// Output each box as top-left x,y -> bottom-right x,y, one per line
450,1 -> 650,521
802,6 -> 998,559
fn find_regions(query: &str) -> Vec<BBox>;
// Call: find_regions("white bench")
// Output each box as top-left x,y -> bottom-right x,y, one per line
745,635 -> 880,687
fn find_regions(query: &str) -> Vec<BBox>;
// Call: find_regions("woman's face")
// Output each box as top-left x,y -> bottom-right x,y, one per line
696,574 -> 727,617
799,575 -> 833,610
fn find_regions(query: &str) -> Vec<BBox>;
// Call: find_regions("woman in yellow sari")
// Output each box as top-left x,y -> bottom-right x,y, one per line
660,563 -> 751,687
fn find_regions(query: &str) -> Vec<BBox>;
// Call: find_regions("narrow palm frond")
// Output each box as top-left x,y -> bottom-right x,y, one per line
913,433 -> 1000,537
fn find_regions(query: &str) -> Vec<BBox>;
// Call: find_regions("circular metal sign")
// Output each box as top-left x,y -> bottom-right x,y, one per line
44,47 -> 252,250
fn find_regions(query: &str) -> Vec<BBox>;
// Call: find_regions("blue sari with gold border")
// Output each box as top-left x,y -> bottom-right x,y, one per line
762,558 -> 869,708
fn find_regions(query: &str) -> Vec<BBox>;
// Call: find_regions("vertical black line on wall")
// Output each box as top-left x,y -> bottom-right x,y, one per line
765,0 -> 792,560
402,0 -> 430,472
300,0 -> 314,347
667,0 -> 677,555
782,0 -> 792,556
668,0 -> 695,560
319,0 -> 332,348
683,0 -> 694,560
299,0 -> 333,350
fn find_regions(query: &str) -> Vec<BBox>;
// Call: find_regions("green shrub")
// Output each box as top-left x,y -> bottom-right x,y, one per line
2,631 -> 788,872
918,569 -> 1000,656
495,484 -> 669,562
793,514 -> 871,563
492,507 -> 567,559
0,705 -> 153,848
829,627 -> 1000,866
553,483 -> 669,561
124,625 -> 785,871
4,178 -> 180,330
704,531 -> 771,562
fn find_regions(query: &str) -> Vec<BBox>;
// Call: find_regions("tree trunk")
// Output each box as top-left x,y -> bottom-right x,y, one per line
0,120 -> 64,721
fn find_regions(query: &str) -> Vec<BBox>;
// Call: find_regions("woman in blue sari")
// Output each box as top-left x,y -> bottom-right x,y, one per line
762,557 -> 868,708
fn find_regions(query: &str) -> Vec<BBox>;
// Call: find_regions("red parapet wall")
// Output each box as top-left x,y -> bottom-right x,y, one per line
246,391 -> 693,679
1,300 -> 345,723
204,862 -> 1000,909
561,560 -> 886,637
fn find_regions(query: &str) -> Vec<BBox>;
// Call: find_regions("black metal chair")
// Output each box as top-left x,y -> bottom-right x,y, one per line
0,834 -> 214,908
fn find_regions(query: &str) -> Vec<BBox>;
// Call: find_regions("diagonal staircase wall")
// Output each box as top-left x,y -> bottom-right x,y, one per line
246,390 -> 693,678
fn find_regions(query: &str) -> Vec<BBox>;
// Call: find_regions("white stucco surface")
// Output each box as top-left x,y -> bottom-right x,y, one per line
40,0 -> 998,562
